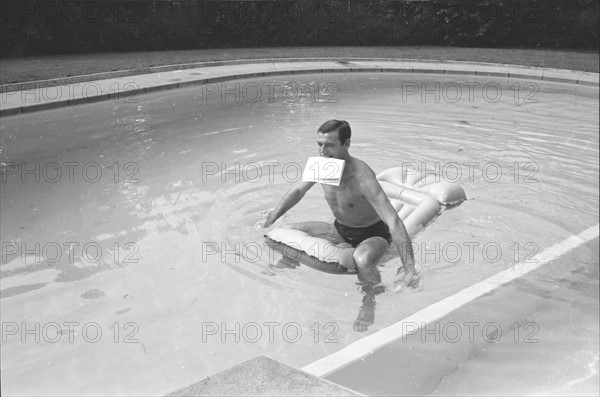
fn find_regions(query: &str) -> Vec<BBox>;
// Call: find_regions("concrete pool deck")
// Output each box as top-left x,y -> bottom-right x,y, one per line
166,355 -> 363,396
0,58 -> 598,117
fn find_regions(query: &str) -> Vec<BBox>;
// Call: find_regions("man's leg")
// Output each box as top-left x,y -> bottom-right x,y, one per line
286,221 -> 345,244
353,237 -> 389,285
353,237 -> 389,332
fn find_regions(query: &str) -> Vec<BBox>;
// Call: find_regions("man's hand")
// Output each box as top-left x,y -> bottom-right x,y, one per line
392,266 -> 421,292
262,209 -> 275,228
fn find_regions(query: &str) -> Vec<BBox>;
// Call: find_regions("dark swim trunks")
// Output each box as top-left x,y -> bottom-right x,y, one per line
334,219 -> 392,247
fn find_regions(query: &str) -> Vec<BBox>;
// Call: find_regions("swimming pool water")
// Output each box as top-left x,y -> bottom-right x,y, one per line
1,72 -> 598,395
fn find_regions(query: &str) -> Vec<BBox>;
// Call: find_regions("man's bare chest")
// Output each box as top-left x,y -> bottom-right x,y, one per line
322,182 -> 367,208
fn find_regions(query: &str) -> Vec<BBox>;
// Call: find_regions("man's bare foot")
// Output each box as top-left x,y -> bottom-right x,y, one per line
353,305 -> 375,332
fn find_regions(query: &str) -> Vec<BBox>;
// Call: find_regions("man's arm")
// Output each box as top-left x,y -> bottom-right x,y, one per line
263,181 -> 316,227
360,168 -> 417,284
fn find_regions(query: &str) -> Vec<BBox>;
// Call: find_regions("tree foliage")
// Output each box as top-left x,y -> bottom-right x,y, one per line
1,0 -> 598,57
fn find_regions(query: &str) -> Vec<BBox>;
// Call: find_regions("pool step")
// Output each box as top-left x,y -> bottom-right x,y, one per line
166,355 -> 364,396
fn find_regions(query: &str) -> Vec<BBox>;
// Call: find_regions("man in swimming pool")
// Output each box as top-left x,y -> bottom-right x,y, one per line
263,120 -> 419,329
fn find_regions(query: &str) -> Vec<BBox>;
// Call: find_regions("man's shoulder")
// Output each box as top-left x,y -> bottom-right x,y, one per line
350,157 -> 376,177
348,157 -> 380,191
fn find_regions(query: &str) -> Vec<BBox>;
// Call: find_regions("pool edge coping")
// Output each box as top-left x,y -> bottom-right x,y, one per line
1,58 -> 598,117
2,57 -> 598,93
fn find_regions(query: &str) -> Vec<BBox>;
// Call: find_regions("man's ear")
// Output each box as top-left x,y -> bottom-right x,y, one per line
345,139 -> 351,149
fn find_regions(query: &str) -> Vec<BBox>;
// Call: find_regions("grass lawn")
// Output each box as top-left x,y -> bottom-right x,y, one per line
1,46 -> 598,85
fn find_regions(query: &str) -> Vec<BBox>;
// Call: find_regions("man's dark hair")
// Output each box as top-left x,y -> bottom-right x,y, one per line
317,120 -> 351,145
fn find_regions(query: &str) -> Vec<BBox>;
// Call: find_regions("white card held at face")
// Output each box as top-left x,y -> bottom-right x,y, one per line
302,157 -> 346,186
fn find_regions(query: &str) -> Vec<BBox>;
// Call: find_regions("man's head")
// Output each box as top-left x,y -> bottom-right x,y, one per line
316,120 -> 351,159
